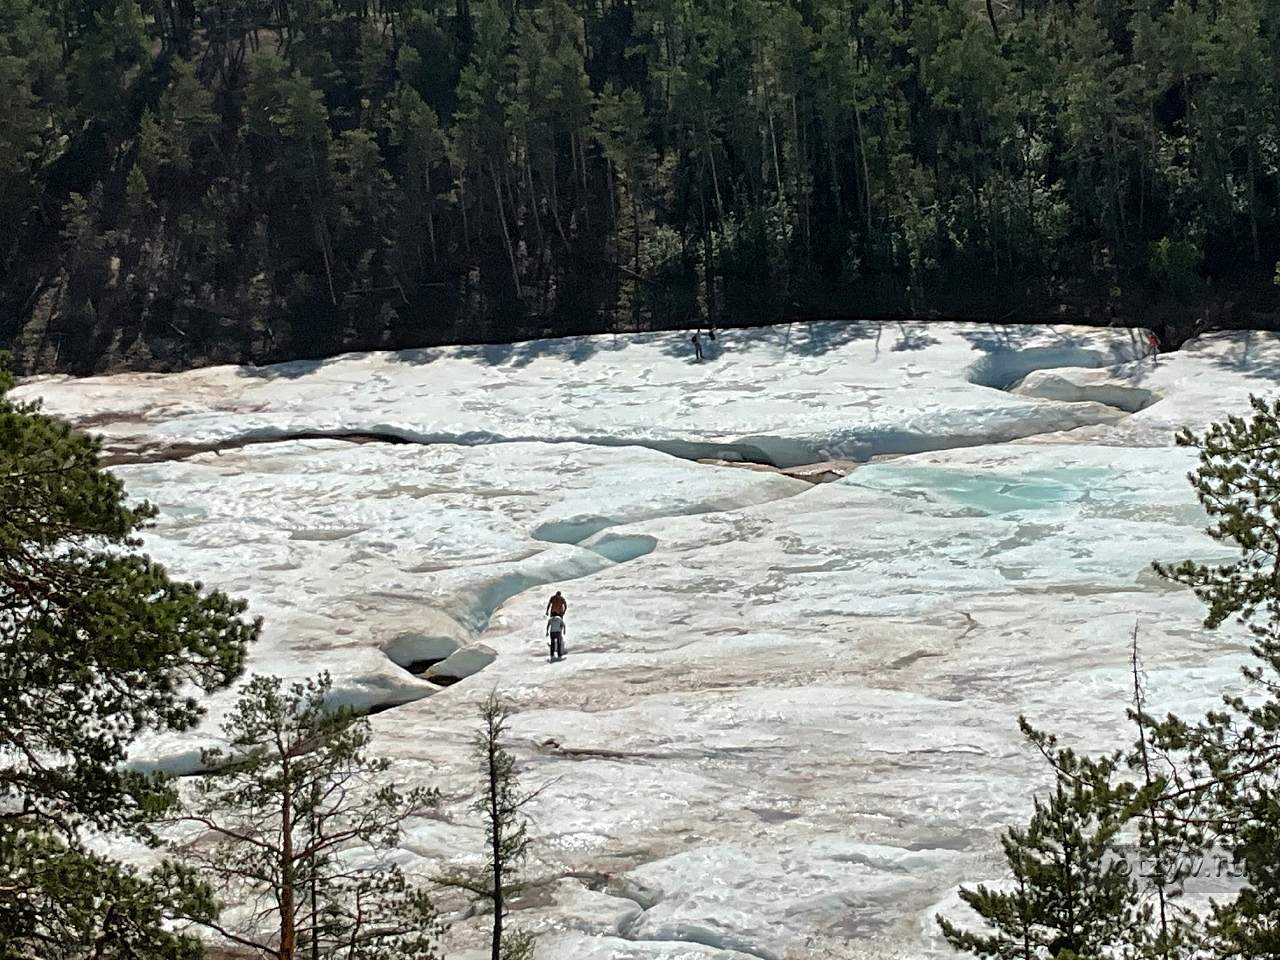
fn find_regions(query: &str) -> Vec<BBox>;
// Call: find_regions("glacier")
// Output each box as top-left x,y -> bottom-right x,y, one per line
13,321 -> 1280,958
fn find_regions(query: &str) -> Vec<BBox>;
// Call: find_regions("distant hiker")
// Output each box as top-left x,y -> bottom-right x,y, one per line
1147,330 -> 1161,364
691,332 -> 704,362
546,614 -> 566,661
546,590 -> 567,618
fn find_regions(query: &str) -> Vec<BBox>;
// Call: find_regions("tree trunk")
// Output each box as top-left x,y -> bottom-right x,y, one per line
1130,626 -> 1171,943
632,187 -> 642,332
458,167 -> 471,252
549,148 -> 569,246
792,96 -> 810,252
852,103 -> 873,231
525,157 -> 544,252
426,200 -> 438,268
828,135 -> 843,222
488,729 -> 502,960
306,143 -> 337,307
703,117 -> 724,221
1248,141 -> 1261,262
769,111 -> 784,203
279,766 -> 296,960
489,161 -> 520,296
309,779 -> 319,960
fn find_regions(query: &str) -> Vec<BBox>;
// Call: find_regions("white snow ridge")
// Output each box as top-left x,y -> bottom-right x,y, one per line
17,321 -> 1280,958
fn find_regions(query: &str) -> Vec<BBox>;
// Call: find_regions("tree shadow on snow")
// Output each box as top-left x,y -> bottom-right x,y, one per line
393,332 -> 634,369
657,320 -> 886,364
1198,328 -> 1280,381
888,322 -> 941,352
953,322 -> 1104,357
236,357 -> 336,380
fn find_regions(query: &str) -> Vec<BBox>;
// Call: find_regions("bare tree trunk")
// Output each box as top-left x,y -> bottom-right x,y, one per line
458,167 -> 471,252
487,718 -> 503,960
852,103 -> 873,231
791,96 -> 810,252
605,160 -> 616,226
633,188 -> 642,332
549,148 -> 569,245
828,136 -> 843,221
279,765 -> 296,960
308,779 -> 319,960
1248,142 -> 1261,262
1130,625 -> 1172,943
426,201 -> 438,268
703,117 -> 724,221
525,157 -> 544,251
578,132 -> 591,232
769,111 -> 784,203
306,143 -> 337,306
489,161 -> 520,295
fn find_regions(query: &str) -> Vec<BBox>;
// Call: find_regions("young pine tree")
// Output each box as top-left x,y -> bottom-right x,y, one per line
937,721 -> 1147,960
1153,395 -> 1280,957
167,673 -> 443,960
442,691 -> 539,960
0,353 -> 258,957
1125,626 -> 1197,960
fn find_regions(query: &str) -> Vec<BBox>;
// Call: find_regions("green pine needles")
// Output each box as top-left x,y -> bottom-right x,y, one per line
166,673 -> 444,960
0,352 -> 259,958
940,394 -> 1280,960
937,724 -> 1147,960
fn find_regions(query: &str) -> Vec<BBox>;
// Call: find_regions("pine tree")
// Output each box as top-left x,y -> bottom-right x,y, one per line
1125,626 -> 1195,960
1152,396 -> 1280,958
441,691 -> 538,960
0,352 -> 259,956
937,721 -> 1146,960
167,673 -> 443,960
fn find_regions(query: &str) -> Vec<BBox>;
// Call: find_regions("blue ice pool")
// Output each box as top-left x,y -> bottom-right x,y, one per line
857,466 -> 1113,515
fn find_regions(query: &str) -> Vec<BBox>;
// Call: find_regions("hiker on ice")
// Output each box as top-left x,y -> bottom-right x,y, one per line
690,331 -> 704,362
546,613 -> 566,662
546,590 -> 567,618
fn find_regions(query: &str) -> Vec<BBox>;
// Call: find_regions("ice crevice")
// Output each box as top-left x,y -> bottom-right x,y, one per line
103,428 -> 810,470
1007,369 -> 1160,413
31,322 -> 1258,957
377,510 -> 691,692
963,342 -> 1151,392
300,347 -> 1159,705
104,416 -> 1126,472
96,340 -> 1156,472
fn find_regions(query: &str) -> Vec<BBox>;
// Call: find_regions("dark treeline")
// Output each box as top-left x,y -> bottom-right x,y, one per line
3,0 -> 1278,373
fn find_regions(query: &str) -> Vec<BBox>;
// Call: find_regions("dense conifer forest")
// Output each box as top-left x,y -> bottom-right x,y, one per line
3,0 -> 1278,373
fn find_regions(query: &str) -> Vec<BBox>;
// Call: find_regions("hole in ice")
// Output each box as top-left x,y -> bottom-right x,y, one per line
965,345 -> 1136,390
382,633 -> 461,671
532,517 -> 613,544
419,646 -> 497,685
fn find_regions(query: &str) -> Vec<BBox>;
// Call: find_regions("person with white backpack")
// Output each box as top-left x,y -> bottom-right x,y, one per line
546,613 -> 566,662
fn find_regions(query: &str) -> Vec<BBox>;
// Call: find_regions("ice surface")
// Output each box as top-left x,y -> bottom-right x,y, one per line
17,322 -> 1280,957
12,322 -> 1149,467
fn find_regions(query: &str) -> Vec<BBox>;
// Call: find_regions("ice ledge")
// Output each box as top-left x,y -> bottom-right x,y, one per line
15,321 -> 1155,469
